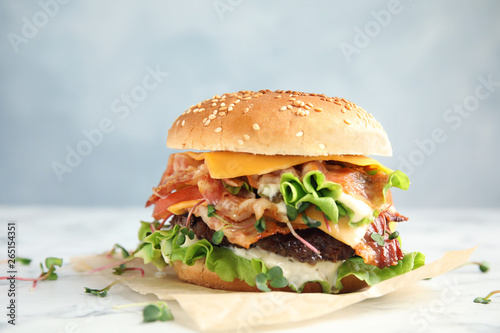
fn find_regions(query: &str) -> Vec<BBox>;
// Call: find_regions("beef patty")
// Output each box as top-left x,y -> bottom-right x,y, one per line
170,215 -> 354,264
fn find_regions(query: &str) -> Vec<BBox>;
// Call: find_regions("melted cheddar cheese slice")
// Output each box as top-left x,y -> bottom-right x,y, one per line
186,151 -> 392,179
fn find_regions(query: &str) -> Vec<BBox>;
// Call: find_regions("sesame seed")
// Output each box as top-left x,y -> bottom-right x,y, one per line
243,134 -> 250,140
212,103 -> 217,107
187,109 -> 192,114
344,119 -> 352,125
304,105 -> 311,110
296,131 -> 304,137
228,107 -> 233,111
209,114 -> 216,120
234,99 -> 241,103
214,127 -> 222,133
287,105 -> 293,110
275,95 -> 282,99
280,106 -> 287,111
181,120 -> 185,126
346,104 -> 352,110
203,117 -> 208,123
219,112 -> 226,116
334,101 -> 342,106
176,120 -> 180,126
237,139 -> 244,145
212,110 -> 218,115
242,97 -> 252,100
341,109 -> 347,114
220,103 -> 226,107
306,102 -> 313,107
219,106 -> 228,111
211,99 -> 218,103
319,143 -> 326,150
314,107 -> 323,112
253,123 -> 260,130
197,103 -> 201,108
244,108 -> 249,113
204,119 -> 211,126
215,95 -> 221,99
290,97 -> 296,101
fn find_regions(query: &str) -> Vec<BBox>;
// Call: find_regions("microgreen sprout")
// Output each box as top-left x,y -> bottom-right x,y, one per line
388,230 -> 399,240
143,301 -> 174,322
84,276 -> 135,297
466,261 -> 490,273
370,233 -> 385,246
255,217 -> 266,233
174,227 -> 196,246
0,257 -> 62,289
17,257 -> 32,265
106,244 -> 130,259
207,205 -> 234,245
113,301 -> 174,322
473,290 -> 500,304
301,213 -> 321,228
255,266 -> 289,292
212,228 -> 225,245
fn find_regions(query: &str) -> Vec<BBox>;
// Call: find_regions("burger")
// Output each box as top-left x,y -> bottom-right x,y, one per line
135,90 -> 424,293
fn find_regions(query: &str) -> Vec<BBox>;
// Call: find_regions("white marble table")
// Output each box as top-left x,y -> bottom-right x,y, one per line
1,206 -> 499,332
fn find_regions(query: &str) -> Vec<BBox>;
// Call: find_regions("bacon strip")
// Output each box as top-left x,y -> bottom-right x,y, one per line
147,152 -> 407,265
355,210 -> 407,268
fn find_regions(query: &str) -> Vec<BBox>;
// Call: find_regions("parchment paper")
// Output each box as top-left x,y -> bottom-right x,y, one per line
72,247 -> 475,331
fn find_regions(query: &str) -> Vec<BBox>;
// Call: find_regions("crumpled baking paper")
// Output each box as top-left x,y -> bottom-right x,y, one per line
72,247 -> 475,331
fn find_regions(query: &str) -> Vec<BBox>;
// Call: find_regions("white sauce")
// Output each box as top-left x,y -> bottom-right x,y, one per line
231,246 -> 343,291
336,192 -> 374,223
258,183 -> 281,200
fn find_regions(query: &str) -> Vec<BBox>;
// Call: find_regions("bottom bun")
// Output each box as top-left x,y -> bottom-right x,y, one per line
171,259 -> 368,293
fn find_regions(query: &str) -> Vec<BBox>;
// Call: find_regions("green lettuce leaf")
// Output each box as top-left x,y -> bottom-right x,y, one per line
135,225 -> 268,286
133,223 -> 425,293
383,170 -> 410,198
280,171 -> 343,222
335,251 -> 425,290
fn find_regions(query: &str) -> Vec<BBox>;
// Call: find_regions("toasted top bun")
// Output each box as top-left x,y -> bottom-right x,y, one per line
167,90 -> 392,156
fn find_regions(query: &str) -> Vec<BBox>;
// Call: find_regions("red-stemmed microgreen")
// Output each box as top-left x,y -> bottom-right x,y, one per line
474,290 -> 499,304
285,221 -> 320,254
0,257 -> 62,289
255,266 -> 289,292
84,276 -> 135,297
113,265 -> 145,277
207,204 -> 234,245
87,258 -> 134,275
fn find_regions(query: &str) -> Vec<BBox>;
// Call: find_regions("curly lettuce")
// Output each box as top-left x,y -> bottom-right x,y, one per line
335,251 -> 425,290
134,223 -> 424,293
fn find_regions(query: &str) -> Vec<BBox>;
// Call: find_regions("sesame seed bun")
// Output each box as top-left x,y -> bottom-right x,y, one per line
167,90 -> 392,156
171,259 -> 368,293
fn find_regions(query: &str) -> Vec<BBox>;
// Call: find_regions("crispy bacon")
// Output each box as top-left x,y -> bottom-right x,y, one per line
354,210 -> 407,268
147,152 -> 408,266
301,161 -> 389,208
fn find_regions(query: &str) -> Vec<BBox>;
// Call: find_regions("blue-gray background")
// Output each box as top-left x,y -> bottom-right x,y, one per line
1,0 -> 499,210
